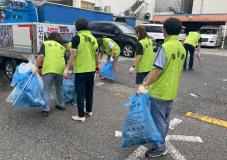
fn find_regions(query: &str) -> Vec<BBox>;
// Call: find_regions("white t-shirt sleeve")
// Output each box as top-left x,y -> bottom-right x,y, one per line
153,47 -> 166,69
108,41 -> 114,49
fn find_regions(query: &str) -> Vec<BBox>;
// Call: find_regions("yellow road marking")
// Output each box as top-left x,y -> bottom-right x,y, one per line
186,112 -> 227,128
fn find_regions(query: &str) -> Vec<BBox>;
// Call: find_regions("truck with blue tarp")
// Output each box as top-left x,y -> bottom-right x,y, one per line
0,0 -> 115,80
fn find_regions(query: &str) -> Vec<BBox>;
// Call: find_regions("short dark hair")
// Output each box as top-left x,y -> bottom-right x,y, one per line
163,17 -> 182,35
75,18 -> 88,31
48,32 -> 64,45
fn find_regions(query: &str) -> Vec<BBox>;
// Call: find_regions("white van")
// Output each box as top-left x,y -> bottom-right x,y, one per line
199,25 -> 223,47
139,23 -> 186,47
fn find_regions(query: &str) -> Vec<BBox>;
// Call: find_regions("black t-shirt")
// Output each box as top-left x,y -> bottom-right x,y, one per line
38,43 -> 45,55
71,35 -> 80,49
136,42 -> 143,55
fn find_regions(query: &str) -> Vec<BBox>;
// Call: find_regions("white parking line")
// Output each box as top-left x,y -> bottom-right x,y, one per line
125,142 -> 187,160
125,145 -> 147,160
166,141 -> 186,160
166,135 -> 203,143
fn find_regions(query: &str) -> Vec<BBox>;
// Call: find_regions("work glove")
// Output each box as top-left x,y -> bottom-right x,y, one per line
128,66 -> 135,74
137,84 -> 148,94
110,56 -> 114,62
31,66 -> 38,74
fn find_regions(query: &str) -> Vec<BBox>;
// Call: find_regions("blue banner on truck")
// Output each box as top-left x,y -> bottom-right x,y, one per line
38,3 -> 113,25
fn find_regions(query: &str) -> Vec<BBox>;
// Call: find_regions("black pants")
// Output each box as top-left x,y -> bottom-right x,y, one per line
75,72 -> 95,117
183,43 -> 195,69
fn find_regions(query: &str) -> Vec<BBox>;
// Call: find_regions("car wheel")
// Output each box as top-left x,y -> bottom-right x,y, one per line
4,59 -> 17,81
122,44 -> 135,57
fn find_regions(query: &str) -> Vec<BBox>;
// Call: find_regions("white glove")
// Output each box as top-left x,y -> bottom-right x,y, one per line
129,66 -> 135,74
137,84 -> 148,94
64,68 -> 70,79
110,57 -> 114,62
31,65 -> 38,74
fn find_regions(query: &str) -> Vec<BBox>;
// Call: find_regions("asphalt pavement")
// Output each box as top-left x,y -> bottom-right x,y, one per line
0,48 -> 226,160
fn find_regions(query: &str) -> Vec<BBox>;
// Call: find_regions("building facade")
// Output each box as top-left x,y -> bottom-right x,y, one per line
192,0 -> 227,14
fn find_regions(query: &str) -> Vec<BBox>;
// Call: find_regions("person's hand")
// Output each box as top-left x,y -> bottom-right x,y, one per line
110,56 -> 114,62
31,66 -> 38,74
137,84 -> 148,94
128,66 -> 135,74
64,68 -> 70,79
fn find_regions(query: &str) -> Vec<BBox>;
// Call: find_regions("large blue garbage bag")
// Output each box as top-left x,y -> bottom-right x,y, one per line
11,70 -> 45,108
63,74 -> 76,103
119,93 -> 163,149
100,60 -> 116,81
11,66 -> 30,87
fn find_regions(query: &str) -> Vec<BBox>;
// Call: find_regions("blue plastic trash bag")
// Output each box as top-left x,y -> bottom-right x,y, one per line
119,93 -> 163,149
8,70 -> 45,108
100,60 -> 116,81
63,74 -> 76,103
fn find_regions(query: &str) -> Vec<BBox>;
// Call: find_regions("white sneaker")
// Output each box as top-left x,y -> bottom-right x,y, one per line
72,115 -> 85,122
84,108 -> 92,116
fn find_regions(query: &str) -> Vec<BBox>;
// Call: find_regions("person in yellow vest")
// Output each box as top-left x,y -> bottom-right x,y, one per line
36,32 -> 66,117
128,26 -> 154,86
183,31 -> 202,70
64,18 -> 98,122
98,37 -> 121,79
138,18 -> 186,158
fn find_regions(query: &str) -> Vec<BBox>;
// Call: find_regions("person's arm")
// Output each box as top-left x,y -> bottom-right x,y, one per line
34,43 -> 45,73
95,49 -> 99,68
36,55 -> 44,67
111,48 -> 115,58
66,49 -> 77,71
138,47 -> 166,92
143,68 -> 162,87
134,55 -> 142,67
129,42 -> 143,74
108,41 -> 115,61
196,38 -> 202,58
64,35 -> 79,77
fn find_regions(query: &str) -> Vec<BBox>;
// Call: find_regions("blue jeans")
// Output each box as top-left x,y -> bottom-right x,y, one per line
42,73 -> 65,112
149,96 -> 173,151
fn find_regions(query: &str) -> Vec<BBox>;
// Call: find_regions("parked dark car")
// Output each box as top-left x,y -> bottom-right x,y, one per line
89,21 -> 156,57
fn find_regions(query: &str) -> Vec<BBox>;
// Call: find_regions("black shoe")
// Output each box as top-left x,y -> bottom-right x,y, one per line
42,111 -> 49,117
55,105 -> 66,111
188,68 -> 194,71
183,68 -> 186,71
145,148 -> 168,158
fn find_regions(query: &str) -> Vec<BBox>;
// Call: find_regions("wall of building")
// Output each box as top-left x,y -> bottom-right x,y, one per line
192,0 -> 227,14
81,1 -> 95,10
155,0 -> 182,13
